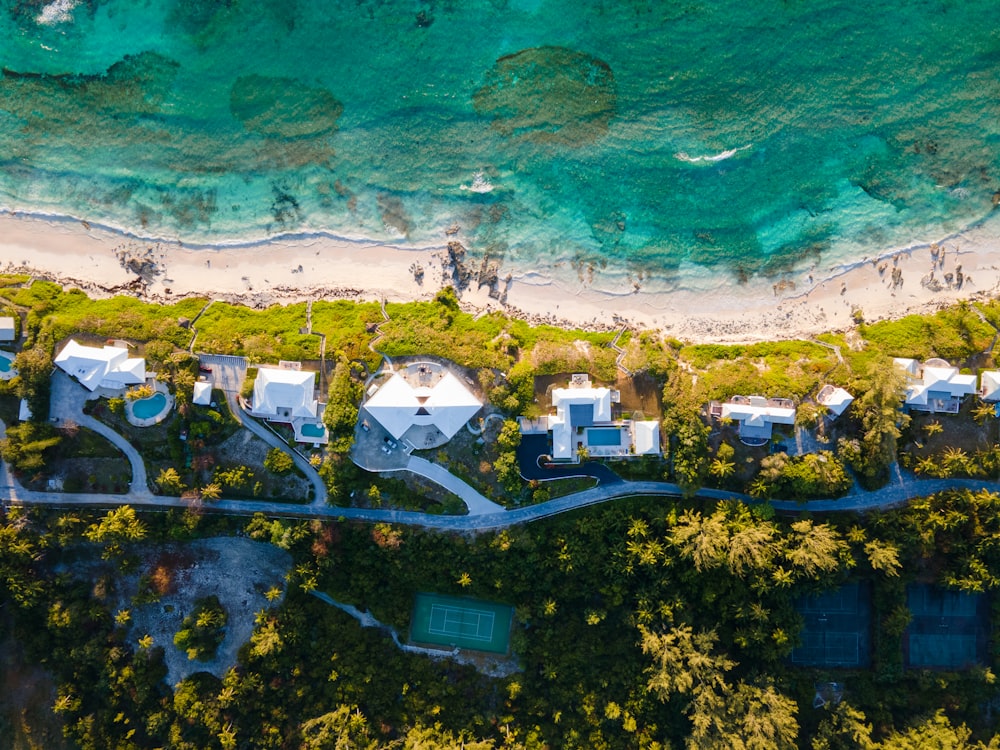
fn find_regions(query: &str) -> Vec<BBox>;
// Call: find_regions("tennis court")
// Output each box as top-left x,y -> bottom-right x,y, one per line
791,582 -> 872,667
904,584 -> 986,669
410,593 -> 513,654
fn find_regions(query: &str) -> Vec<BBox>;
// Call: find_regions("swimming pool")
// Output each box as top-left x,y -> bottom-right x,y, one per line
133,392 -> 167,419
300,422 -> 326,438
0,356 -> 12,372
587,427 -> 623,446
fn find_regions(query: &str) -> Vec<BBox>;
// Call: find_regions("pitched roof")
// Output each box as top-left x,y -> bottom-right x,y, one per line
981,371 -> 1000,401
192,381 -> 212,406
54,339 -> 146,391
817,385 -> 854,417
365,371 -> 481,440
251,367 -> 318,419
0,317 -> 15,341
632,420 -> 661,455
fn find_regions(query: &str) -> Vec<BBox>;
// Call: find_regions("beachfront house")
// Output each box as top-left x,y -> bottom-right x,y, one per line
816,385 -> 854,417
711,395 -> 796,446
364,362 -> 482,446
523,373 -> 660,462
893,358 -> 976,414
0,316 -> 16,341
55,339 -> 147,392
248,364 -> 319,421
979,371 -> 1000,402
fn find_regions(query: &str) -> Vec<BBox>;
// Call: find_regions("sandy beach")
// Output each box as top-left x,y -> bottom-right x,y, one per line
3,209 -> 1000,344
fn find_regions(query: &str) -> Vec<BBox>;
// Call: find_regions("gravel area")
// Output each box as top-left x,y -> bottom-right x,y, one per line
123,536 -> 292,685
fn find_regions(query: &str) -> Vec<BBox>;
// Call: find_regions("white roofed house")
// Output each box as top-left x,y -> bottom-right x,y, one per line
816,385 -> 854,418
364,365 -> 482,446
716,395 -> 796,446
893,357 -> 976,414
54,339 -> 147,392
0,316 -> 16,341
980,371 -> 1000,402
249,366 -> 318,421
529,373 -> 660,462
192,380 -> 212,406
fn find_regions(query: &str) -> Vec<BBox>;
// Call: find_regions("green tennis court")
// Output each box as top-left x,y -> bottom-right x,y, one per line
904,585 -> 986,668
790,582 -> 872,668
410,593 -> 513,654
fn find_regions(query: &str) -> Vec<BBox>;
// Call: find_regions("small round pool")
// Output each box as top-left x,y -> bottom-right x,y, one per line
300,422 -> 326,438
133,392 -> 168,420
0,357 -> 11,372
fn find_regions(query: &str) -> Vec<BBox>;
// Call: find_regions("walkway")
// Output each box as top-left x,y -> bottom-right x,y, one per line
201,354 -> 328,506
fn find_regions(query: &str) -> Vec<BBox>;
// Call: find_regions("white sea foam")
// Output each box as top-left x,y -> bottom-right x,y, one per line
674,143 -> 752,164
459,170 -> 494,193
36,0 -> 78,26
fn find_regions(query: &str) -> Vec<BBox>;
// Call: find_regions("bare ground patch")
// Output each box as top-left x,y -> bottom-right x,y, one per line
122,537 -> 292,685
214,430 -> 312,501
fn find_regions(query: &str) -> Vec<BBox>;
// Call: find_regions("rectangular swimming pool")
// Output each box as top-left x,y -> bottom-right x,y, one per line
587,427 -> 623,446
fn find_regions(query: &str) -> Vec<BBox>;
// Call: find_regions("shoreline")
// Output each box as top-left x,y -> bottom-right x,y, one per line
3,208 -> 1000,343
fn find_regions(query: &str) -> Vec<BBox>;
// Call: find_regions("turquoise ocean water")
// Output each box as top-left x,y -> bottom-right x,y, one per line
2,0 -> 1000,290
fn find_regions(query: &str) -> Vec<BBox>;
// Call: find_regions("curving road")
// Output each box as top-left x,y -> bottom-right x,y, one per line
5,448 -> 1000,531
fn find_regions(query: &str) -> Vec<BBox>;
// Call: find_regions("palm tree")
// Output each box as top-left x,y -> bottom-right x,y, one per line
924,420 -> 944,437
973,400 -> 996,424
200,482 -> 222,501
914,455 -> 939,477
942,446 -> 970,476
709,457 -> 736,479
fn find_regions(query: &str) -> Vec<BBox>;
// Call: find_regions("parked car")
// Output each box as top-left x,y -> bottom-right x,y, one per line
199,365 -> 213,374
383,437 -> 397,449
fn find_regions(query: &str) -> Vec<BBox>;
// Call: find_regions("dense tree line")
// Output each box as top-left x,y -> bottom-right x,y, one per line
4,488 -> 1000,747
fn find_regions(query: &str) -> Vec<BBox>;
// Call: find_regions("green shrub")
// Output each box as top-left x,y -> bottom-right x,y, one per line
264,448 -> 294,475
173,595 -> 227,661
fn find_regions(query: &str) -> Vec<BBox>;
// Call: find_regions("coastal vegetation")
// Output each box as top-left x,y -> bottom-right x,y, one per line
4,276 -> 1000,746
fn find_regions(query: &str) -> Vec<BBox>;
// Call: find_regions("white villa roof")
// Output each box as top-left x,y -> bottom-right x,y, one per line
893,358 -> 921,377
192,381 -> 212,406
252,367 -> 318,419
54,339 -> 146,391
550,415 -> 573,460
365,371 -> 482,440
720,401 -> 796,426
0,316 -> 15,341
817,386 -> 854,417
896,360 -> 976,406
633,420 -> 661,456
981,371 -> 1000,401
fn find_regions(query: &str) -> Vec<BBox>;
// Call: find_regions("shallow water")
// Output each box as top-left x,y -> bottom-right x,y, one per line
2,0 -> 1000,290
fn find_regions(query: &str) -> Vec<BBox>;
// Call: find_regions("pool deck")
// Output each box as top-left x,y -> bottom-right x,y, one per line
125,381 -> 174,427
292,417 -> 329,445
